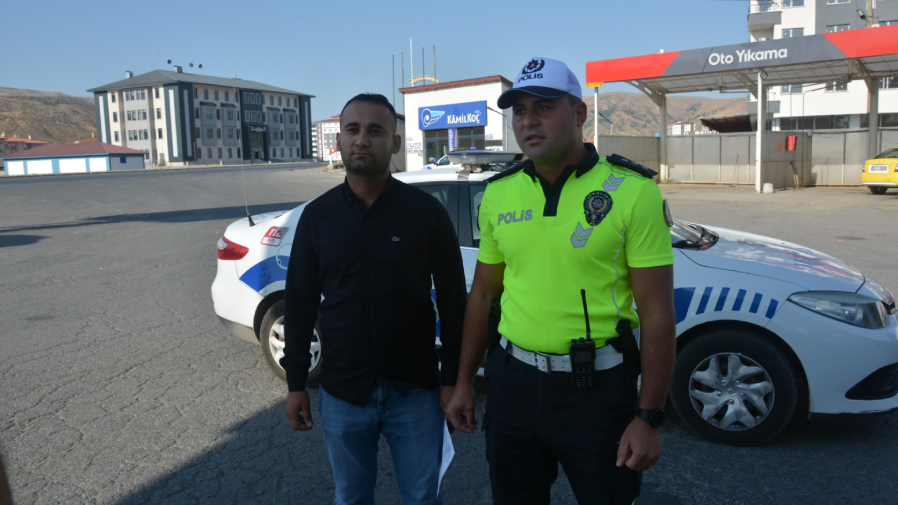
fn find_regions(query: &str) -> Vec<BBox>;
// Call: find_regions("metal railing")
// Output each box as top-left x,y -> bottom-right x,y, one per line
749,0 -> 780,13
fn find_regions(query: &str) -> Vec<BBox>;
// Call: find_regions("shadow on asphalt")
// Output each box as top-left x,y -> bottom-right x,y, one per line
0,202 -> 305,235
0,234 -> 47,248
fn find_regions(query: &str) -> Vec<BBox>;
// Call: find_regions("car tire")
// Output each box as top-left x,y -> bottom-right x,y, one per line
259,300 -> 322,387
669,328 -> 797,446
869,186 -> 888,195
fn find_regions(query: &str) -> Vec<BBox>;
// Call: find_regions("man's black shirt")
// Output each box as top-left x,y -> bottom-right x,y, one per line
281,175 -> 467,407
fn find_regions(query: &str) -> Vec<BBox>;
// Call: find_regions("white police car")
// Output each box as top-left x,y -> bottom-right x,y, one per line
211,166 -> 898,446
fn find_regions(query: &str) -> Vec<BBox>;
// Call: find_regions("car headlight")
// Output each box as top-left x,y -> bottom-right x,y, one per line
788,291 -> 890,329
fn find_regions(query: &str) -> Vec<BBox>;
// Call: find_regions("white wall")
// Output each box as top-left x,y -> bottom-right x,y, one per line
402,80 -> 519,171
89,157 -> 108,172
27,159 -> 53,175
5,160 -> 24,176
59,158 -> 87,173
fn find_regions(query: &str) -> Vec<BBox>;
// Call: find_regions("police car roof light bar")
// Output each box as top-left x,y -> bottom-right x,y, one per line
580,289 -> 592,342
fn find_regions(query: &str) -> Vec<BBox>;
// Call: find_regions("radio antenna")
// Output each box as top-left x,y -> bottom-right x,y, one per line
580,289 -> 592,341
241,161 -> 255,227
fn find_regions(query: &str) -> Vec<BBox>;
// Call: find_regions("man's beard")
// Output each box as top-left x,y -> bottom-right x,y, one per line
344,150 -> 389,176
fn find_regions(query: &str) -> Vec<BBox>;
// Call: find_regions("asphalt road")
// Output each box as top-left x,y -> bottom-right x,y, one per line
1,166 -> 897,504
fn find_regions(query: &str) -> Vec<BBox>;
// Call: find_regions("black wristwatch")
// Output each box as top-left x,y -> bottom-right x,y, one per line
636,408 -> 665,428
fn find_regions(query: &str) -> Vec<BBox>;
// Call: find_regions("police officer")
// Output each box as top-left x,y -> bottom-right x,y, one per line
444,57 -> 676,504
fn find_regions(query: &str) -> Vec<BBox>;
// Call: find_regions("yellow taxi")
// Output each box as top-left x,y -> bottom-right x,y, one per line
861,148 -> 898,194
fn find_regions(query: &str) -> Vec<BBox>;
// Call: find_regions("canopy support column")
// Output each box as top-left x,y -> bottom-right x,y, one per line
659,94 -> 668,181
755,72 -> 766,193
868,80 -> 880,159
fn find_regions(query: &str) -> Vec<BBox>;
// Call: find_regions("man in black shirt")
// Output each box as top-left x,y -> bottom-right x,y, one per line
281,93 -> 467,504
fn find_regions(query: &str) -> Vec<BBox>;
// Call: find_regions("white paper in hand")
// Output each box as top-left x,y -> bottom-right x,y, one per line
438,420 -> 455,495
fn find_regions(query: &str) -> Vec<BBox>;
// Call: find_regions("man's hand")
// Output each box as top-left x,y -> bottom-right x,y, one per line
286,391 -> 313,431
616,417 -> 662,471
440,386 -> 456,434
444,384 -> 478,434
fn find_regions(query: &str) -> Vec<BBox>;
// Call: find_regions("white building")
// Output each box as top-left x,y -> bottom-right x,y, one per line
400,76 -> 519,171
88,68 -> 314,166
312,115 -> 341,162
749,0 -> 898,129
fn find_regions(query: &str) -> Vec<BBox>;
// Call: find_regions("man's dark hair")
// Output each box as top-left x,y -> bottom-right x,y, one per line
340,93 -> 398,128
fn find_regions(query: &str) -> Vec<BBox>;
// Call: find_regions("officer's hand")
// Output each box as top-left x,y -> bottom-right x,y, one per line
440,386 -> 456,434
616,417 -> 662,471
444,384 -> 477,434
286,391 -> 314,431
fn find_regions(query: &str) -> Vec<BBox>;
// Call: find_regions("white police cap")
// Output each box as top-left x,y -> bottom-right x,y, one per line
497,57 -> 583,109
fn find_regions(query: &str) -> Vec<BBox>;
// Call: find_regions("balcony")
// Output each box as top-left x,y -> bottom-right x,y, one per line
749,0 -> 780,13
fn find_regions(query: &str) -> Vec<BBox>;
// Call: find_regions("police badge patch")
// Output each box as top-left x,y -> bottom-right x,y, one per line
584,191 -> 613,226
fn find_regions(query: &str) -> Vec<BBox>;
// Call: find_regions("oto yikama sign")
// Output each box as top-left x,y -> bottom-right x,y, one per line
419,101 -> 487,131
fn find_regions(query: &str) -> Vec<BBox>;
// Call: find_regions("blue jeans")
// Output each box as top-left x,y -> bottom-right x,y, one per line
319,381 -> 446,505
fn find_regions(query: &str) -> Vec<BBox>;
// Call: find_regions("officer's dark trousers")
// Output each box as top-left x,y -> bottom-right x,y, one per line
484,344 -> 641,505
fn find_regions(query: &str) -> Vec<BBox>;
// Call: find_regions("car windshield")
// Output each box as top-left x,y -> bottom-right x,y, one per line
671,220 -> 718,250
876,148 -> 898,159
438,156 -> 452,166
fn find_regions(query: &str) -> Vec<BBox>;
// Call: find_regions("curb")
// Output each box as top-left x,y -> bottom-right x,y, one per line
0,160 -> 323,178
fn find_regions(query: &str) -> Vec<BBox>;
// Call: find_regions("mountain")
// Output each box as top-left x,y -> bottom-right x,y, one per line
0,87 -> 96,144
0,86 -> 746,145
582,91 -> 748,138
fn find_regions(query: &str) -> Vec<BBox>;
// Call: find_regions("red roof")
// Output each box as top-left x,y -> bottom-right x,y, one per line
0,142 -> 145,159
0,137 -> 49,145
399,75 -> 512,94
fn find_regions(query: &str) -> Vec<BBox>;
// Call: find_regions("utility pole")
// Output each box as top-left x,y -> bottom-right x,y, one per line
433,45 -> 436,81
410,37 -> 414,86
867,0 -> 874,27
422,47 -> 425,84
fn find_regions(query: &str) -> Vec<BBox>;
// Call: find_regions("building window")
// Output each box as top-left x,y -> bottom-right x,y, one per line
194,88 -> 198,99
280,113 -> 284,123
110,93 -> 116,103
781,84 -> 803,94
142,110 -> 147,120
224,91 -> 229,102
237,148 -> 241,158
196,127 -> 200,139
227,128 -> 234,139
214,90 -> 219,100
281,148 -> 284,157
782,0 -> 803,6
157,128 -> 163,139
826,81 -> 849,92
205,108 -> 214,120
154,88 -> 160,99
237,111 -> 240,121
206,127 -> 214,138
217,128 -> 221,139
208,148 -> 212,158
294,98 -> 297,107
195,108 -> 199,119
218,147 -> 222,158
216,109 -> 221,120
278,97 -> 282,106
272,148 -> 276,158
227,110 -> 234,121
198,148 -> 202,159
270,96 -> 274,106
204,89 -> 209,100
826,0 -> 849,3
143,129 -> 148,139
114,131 -> 119,141
113,112 -> 118,122
781,28 -> 803,38
228,148 -> 233,158
881,77 -> 898,89
237,129 -> 240,139
825,24 -> 850,32
289,148 -> 293,157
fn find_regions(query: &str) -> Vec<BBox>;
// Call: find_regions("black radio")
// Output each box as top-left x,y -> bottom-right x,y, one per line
570,289 -> 597,388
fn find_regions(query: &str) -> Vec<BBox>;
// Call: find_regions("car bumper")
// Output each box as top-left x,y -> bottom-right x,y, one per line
211,258 -> 264,344
766,301 -> 898,415
861,181 -> 898,187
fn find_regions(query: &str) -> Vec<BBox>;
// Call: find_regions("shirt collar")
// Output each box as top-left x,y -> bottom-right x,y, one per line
341,173 -> 396,209
521,142 -> 600,181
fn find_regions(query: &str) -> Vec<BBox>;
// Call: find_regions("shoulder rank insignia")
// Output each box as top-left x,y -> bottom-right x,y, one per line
584,191 -> 613,226
486,162 -> 527,183
606,154 -> 658,179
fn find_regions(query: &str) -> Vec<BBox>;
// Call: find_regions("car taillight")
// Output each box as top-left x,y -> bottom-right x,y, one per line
217,236 -> 249,260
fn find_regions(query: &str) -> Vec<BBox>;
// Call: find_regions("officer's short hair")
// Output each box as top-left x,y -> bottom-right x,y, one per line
341,93 -> 398,131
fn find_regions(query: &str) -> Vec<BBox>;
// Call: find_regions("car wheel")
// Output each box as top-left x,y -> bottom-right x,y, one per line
670,328 -> 797,446
869,186 -> 888,195
259,300 -> 322,387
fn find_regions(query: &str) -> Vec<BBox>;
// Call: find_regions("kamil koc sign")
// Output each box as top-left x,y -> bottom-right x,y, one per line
419,100 -> 487,130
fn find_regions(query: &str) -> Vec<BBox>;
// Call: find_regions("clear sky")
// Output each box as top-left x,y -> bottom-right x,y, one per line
5,0 -> 749,119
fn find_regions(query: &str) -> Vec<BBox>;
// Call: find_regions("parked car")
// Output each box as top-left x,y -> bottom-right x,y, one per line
212,166 -> 898,446
861,148 -> 898,194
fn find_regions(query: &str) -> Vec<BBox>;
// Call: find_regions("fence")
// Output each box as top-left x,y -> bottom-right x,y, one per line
595,135 -> 659,172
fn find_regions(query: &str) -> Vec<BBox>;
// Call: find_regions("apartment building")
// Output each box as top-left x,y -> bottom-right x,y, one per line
0,134 -> 48,156
88,68 -> 314,166
749,0 -> 898,129
311,115 -> 341,162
